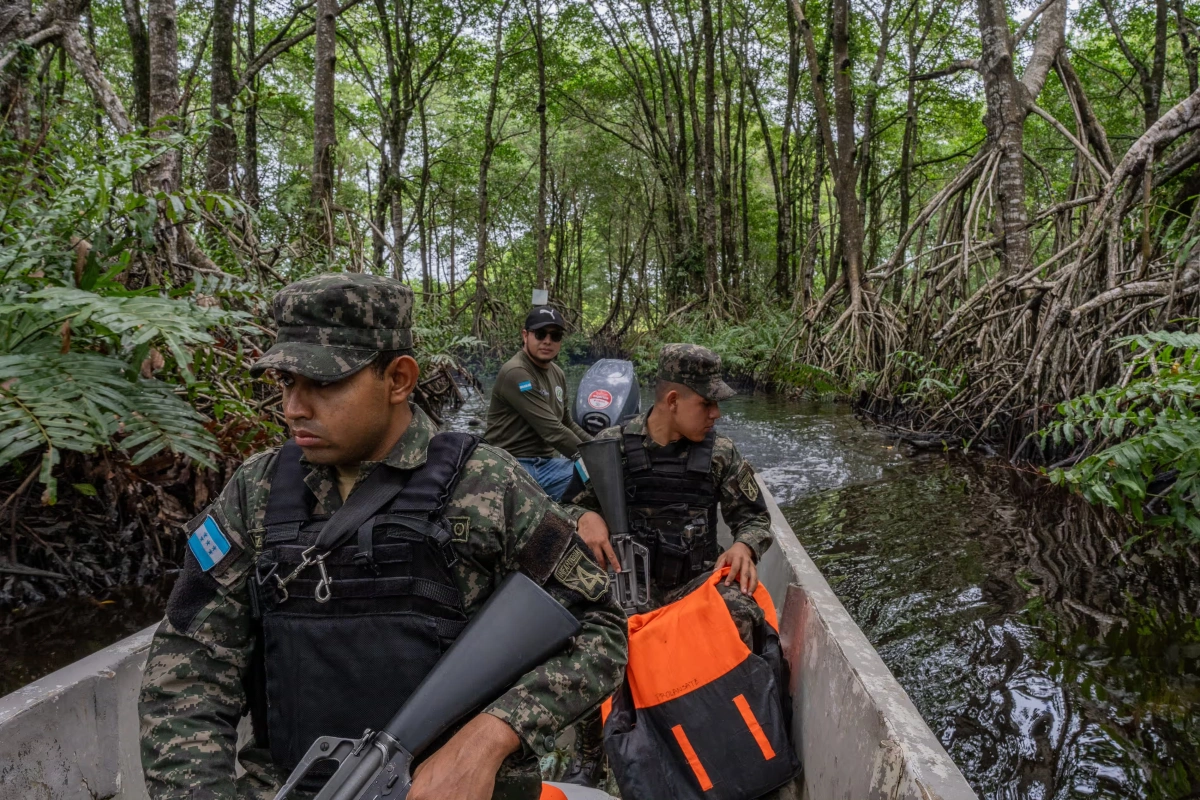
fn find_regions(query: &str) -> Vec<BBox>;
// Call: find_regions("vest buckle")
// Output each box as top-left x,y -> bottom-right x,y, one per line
353,551 -> 381,576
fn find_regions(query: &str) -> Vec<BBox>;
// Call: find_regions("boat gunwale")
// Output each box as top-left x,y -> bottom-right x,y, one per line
0,476 -> 979,800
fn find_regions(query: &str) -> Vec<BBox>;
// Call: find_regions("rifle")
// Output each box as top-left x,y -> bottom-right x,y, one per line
274,572 -> 581,800
577,438 -> 650,613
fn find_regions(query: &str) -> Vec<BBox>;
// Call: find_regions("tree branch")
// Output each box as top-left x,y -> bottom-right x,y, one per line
235,0 -> 365,94
1013,0 -> 1058,50
60,24 -> 132,134
912,58 -> 978,81
1028,102 -> 1110,180
0,23 -> 62,72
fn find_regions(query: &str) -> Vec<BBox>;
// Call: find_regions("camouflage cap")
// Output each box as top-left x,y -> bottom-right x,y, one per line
250,273 -> 414,382
657,343 -> 736,402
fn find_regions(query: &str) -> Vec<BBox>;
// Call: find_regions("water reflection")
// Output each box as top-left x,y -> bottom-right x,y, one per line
786,457 -> 1200,799
0,579 -> 172,696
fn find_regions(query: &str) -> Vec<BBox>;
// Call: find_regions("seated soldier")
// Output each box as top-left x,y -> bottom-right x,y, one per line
560,342 -> 774,788
485,306 -> 592,500
139,275 -> 627,800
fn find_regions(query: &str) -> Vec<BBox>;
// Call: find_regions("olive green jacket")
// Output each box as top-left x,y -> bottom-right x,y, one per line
484,349 -> 591,459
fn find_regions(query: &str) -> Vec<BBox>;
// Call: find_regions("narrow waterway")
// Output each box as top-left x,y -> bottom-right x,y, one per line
2,376 -> 1197,799
715,393 -> 1200,800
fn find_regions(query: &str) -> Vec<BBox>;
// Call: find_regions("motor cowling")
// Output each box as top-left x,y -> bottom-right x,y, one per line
574,359 -> 640,435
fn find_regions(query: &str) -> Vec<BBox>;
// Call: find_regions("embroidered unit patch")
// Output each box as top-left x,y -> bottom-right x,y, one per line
519,380 -> 534,393
188,515 -> 232,572
554,544 -> 609,601
447,516 -> 470,543
554,385 -> 564,403
737,465 -> 760,502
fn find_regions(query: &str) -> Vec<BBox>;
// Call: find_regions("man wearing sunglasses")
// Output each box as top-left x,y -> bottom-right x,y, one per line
485,306 -> 591,500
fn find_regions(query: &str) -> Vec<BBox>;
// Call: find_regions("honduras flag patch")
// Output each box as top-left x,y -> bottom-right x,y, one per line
188,515 -> 232,571
518,380 -> 534,393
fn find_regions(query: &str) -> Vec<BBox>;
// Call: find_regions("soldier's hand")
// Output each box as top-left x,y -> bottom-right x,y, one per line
715,542 -> 758,595
578,511 -> 620,572
409,713 -> 520,800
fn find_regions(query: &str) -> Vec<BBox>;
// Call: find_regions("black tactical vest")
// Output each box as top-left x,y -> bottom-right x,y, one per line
247,432 -> 478,771
623,430 -> 719,590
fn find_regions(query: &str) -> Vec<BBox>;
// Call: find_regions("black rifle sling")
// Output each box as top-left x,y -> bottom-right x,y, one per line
311,463 -> 410,556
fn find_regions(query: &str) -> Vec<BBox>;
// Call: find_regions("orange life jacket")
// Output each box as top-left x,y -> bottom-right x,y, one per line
602,568 -> 800,799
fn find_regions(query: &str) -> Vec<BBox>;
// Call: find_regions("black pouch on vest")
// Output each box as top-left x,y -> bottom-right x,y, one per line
263,610 -> 448,769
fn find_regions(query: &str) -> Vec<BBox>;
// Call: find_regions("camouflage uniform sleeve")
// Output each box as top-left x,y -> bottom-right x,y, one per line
714,437 -> 774,560
139,450 -> 275,800
470,446 -> 628,758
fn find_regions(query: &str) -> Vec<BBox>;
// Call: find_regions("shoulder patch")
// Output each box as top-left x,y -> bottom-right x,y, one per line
553,544 -> 610,601
518,380 -> 534,393
554,385 -> 564,403
446,516 -> 470,543
188,515 -> 233,571
737,463 -> 761,503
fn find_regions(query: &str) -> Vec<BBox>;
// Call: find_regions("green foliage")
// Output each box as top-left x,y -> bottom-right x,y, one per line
411,300 -> 485,371
627,309 -> 844,397
891,351 -> 967,403
0,131 -> 251,502
1041,330 -> 1200,542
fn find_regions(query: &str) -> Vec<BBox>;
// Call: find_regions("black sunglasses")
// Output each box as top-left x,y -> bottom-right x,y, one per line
532,328 -> 563,342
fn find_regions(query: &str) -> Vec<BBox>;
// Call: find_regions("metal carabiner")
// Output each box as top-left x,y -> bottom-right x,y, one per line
314,554 -> 333,603
272,546 -> 326,604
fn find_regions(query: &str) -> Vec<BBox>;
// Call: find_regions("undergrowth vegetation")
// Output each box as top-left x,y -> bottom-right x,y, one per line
1041,330 -> 1200,545
0,131 -> 266,504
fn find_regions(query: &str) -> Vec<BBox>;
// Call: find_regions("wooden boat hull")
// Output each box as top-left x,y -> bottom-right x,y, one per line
0,480 -> 979,800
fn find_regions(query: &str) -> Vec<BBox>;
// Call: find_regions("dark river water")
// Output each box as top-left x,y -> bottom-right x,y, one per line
2,377 -> 1198,799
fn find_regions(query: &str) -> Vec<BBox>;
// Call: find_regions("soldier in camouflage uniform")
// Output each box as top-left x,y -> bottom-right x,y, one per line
557,344 -> 772,788
139,273 -> 628,800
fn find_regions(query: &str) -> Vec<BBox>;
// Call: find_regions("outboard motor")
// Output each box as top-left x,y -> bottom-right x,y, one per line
574,359 -> 640,435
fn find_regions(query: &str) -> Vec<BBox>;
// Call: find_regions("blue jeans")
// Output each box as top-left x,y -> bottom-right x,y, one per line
517,456 -> 576,501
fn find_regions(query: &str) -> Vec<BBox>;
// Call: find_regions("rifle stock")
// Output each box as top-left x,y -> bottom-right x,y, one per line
274,571 -> 581,800
577,439 -> 650,612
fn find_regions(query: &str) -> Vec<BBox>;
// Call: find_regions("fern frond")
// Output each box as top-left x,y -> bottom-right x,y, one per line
0,352 -> 219,476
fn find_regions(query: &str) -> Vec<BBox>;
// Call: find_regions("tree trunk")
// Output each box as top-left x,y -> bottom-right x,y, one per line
472,3 -> 508,337
147,0 -> 180,194
976,0 -> 1065,276
830,0 -> 866,308
1099,0 -> 1167,130
716,0 -> 736,293
205,0 -> 236,193
531,0 -> 549,290
311,0 -> 337,245
417,94 -> 432,296
699,0 -> 719,298
1176,0 -> 1199,95
244,0 -> 260,208
120,0 -> 150,129
896,46 -> 917,302
777,11 -> 799,302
